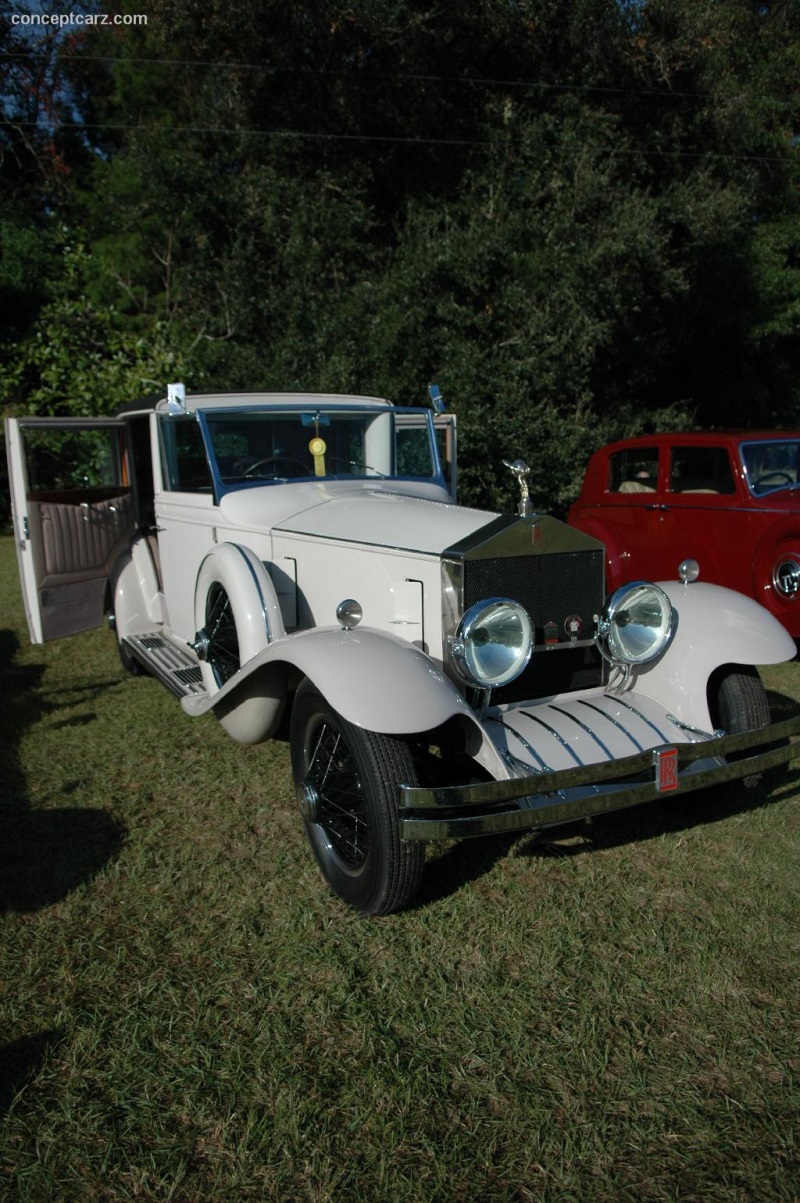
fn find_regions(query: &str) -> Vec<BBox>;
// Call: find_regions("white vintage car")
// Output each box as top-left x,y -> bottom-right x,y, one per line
6,386 -> 800,914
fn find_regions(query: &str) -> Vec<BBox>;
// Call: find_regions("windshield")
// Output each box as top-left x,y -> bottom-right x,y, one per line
740,440 -> 800,496
195,407 -> 441,496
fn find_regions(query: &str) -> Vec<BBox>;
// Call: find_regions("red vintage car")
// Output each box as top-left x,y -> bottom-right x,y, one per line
568,431 -> 800,638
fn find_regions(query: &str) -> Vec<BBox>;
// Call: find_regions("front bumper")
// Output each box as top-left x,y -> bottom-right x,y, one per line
398,715 -> 800,840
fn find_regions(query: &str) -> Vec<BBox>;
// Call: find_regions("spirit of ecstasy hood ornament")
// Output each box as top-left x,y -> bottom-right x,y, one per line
503,458 -> 532,516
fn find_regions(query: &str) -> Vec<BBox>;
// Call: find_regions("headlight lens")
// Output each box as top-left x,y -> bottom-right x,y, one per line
596,582 -> 673,665
452,597 -> 534,688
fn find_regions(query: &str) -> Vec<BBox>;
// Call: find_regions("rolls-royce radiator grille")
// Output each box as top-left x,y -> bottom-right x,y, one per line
463,550 -> 606,703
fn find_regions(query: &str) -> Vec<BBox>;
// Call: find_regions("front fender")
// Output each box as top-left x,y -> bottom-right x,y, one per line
183,625 -> 476,736
635,580 -> 795,730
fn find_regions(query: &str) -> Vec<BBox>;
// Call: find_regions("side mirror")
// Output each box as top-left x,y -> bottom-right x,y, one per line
166,382 -> 187,414
428,383 -> 445,414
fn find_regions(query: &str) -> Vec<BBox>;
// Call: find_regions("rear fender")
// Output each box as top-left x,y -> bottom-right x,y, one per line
111,536 -> 163,633
636,580 -> 795,731
752,527 -> 800,637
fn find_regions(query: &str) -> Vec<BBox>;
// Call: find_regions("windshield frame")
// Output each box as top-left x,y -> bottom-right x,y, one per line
193,404 -> 447,501
739,438 -> 800,498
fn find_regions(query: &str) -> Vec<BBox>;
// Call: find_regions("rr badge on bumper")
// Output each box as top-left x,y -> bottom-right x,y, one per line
653,746 -> 679,793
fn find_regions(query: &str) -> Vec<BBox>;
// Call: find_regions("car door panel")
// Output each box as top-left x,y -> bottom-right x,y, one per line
6,417 -> 135,642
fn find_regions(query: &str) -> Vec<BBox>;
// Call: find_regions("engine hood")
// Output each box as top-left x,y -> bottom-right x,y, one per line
272,488 -> 499,554
219,480 -> 605,559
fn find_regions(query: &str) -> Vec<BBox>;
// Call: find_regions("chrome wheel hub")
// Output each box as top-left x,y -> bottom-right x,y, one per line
297,780 -> 320,823
190,629 -> 210,660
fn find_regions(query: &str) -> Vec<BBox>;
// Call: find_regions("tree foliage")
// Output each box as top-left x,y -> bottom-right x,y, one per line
2,0 -> 799,513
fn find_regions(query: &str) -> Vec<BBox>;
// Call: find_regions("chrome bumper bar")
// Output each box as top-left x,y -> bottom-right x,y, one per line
398,715 -> 800,841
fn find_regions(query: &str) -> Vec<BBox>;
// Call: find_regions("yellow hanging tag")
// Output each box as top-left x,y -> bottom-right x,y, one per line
309,436 -> 327,476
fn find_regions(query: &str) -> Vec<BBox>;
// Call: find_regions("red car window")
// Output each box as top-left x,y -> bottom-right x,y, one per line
608,447 -> 659,493
669,446 -> 735,495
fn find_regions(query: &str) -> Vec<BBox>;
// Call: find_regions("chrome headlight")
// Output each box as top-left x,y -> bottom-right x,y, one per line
451,597 -> 534,688
596,582 -> 673,666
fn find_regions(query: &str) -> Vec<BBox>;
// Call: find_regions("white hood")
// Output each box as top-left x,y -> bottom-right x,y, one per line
219,482 -> 498,555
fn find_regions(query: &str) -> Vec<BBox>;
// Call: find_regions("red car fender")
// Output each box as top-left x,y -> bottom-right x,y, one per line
752,526 -> 800,636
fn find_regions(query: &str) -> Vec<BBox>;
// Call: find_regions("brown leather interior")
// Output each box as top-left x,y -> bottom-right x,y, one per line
26,490 -> 136,639
30,492 -> 135,585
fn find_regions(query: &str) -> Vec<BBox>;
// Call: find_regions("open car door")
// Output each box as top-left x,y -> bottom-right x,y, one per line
6,416 -> 136,643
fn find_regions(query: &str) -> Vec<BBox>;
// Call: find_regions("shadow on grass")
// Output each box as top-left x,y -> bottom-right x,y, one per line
415,689 -> 800,909
0,628 -> 126,914
0,1030 -> 64,1113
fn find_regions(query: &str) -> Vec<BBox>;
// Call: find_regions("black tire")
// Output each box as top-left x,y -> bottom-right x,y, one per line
290,680 -> 425,916
708,665 -> 771,789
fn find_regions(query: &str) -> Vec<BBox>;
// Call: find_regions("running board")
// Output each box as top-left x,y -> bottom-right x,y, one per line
121,632 -> 207,699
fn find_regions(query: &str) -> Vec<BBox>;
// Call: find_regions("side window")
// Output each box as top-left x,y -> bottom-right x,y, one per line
670,447 -> 734,494
159,416 -> 212,492
22,427 -> 126,496
608,448 -> 659,494
395,426 -> 434,477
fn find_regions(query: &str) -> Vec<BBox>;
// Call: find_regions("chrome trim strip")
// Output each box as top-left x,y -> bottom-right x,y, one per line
577,699 -> 645,751
487,717 -> 552,773
611,695 -> 672,743
518,710 -> 584,766
548,704 -> 615,760
666,713 -> 721,740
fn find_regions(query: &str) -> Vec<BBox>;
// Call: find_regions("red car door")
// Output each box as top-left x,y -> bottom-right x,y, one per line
569,443 -> 668,587
649,443 -> 753,593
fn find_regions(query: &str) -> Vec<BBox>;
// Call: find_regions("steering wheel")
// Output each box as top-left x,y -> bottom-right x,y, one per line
243,456 -> 309,479
754,471 -> 794,489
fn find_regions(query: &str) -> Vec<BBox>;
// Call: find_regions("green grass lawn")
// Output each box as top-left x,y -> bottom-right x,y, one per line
1,534 -> 799,1202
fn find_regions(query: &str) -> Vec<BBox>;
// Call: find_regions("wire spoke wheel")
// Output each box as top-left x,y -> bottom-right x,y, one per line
307,721 -> 369,869
205,583 -> 240,686
290,680 -> 424,915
